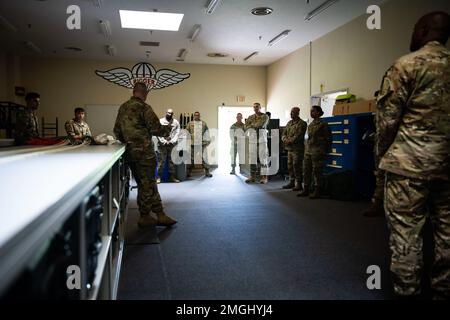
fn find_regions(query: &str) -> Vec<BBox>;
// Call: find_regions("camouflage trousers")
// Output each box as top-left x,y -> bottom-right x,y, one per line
385,172 -> 450,297
249,142 -> 268,178
188,145 -> 210,173
287,149 -> 304,183
157,145 -> 176,178
372,168 -> 385,204
128,158 -> 163,215
303,153 -> 326,190
230,144 -> 242,169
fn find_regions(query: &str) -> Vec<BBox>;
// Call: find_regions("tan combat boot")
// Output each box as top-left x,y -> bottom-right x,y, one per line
156,211 -> 178,227
292,180 -> 302,192
282,180 -> 295,189
245,173 -> 256,183
260,175 -> 268,184
137,214 -> 157,228
297,186 -> 309,197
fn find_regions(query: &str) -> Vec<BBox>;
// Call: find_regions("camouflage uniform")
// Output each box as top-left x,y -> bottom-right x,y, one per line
282,118 -> 307,186
157,118 -> 180,179
186,120 -> 211,174
376,41 -> 450,297
113,96 -> 170,216
230,121 -> 245,170
65,119 -> 92,144
244,113 -> 269,179
303,118 -> 332,194
14,108 -> 39,145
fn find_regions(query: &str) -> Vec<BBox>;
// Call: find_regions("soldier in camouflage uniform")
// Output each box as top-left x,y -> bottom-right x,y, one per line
282,107 -> 307,191
186,111 -> 212,178
157,108 -> 181,183
229,113 -> 245,175
244,102 -> 269,184
14,92 -> 40,145
363,91 -> 385,217
114,82 -> 177,228
65,107 -> 92,145
297,105 -> 332,199
376,12 -> 450,299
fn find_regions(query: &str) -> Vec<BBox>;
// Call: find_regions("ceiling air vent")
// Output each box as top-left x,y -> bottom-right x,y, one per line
251,7 -> 273,16
139,41 -> 160,47
207,53 -> 228,58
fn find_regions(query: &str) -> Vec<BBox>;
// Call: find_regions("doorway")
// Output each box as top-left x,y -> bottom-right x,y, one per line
217,106 -> 256,172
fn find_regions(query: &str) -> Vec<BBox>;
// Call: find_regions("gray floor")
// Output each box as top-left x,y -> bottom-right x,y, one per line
118,170 -> 394,300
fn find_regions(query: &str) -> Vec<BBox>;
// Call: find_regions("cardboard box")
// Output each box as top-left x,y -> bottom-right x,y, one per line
332,99 -> 376,116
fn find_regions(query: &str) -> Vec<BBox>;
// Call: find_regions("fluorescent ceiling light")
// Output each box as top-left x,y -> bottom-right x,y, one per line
177,49 -> 187,61
0,15 -> 18,33
205,0 -> 221,14
268,30 -> 291,47
24,41 -> 42,54
244,51 -> 258,61
92,0 -> 103,8
305,0 -> 339,21
119,10 -> 183,31
188,24 -> 201,42
99,20 -> 111,37
106,45 -> 116,56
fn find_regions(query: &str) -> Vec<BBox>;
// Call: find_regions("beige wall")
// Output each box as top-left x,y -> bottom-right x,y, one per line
267,0 -> 450,125
20,58 -> 266,133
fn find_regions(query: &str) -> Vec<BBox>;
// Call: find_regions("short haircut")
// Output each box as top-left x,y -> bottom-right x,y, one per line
194,111 -> 200,115
253,102 -> 261,107
237,113 -> 242,116
25,92 -> 40,101
74,107 -> 85,114
312,105 -> 324,117
133,82 -> 148,92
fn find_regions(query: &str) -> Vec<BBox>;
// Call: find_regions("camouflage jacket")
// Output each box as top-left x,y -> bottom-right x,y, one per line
14,108 -> 39,145
305,118 -> 332,155
282,118 -> 307,151
230,121 -> 245,145
65,119 -> 92,140
186,120 -> 210,146
376,41 -> 449,180
114,96 -> 170,160
245,113 -> 269,143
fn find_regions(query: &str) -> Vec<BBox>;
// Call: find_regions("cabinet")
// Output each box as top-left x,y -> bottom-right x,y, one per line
322,113 -> 376,198
0,145 -> 129,299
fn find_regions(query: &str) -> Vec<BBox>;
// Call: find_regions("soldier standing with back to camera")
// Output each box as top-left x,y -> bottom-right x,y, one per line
114,82 -> 177,228
282,107 -> 307,192
376,12 -> 449,299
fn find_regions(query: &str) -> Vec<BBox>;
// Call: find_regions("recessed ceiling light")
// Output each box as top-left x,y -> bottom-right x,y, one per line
119,10 -> 183,31
251,7 -> 273,16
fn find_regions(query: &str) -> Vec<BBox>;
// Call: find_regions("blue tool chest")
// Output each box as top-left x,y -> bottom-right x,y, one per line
322,113 -> 376,198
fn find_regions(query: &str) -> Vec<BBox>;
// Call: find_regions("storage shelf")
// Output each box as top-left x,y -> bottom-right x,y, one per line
88,235 -> 112,300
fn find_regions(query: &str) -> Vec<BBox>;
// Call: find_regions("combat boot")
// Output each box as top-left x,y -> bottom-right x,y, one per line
205,169 -> 213,178
168,176 -> 180,183
297,186 -> 309,197
362,201 -> 384,217
282,180 -> 295,189
260,175 -> 268,184
309,188 -> 321,199
245,174 -> 256,183
156,212 -> 177,227
230,167 -> 236,175
292,180 -> 303,192
137,214 -> 157,228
